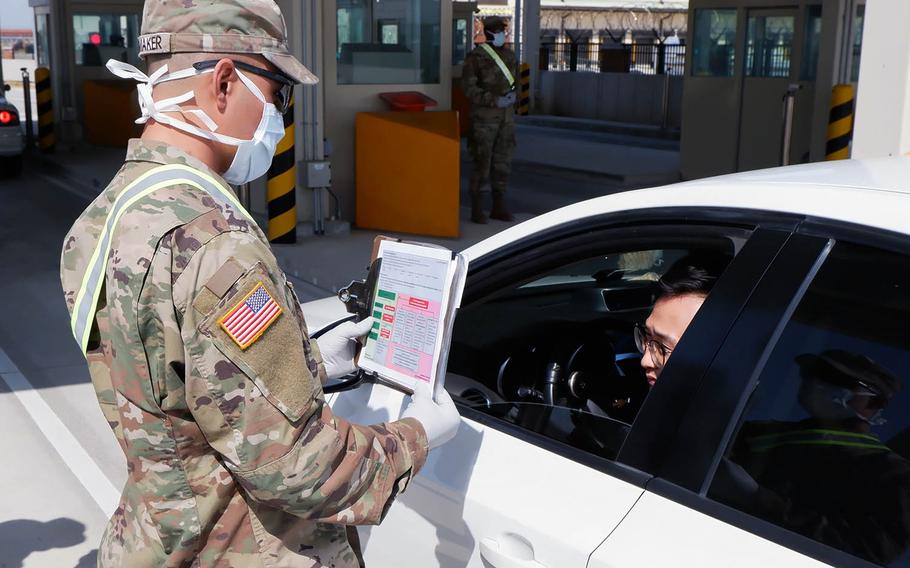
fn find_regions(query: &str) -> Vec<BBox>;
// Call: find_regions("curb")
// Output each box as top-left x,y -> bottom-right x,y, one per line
517,115 -> 681,141
511,158 -> 680,188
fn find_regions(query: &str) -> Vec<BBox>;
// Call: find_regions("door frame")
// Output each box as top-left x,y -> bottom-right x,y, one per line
457,207 -> 800,483
734,6 -> 804,171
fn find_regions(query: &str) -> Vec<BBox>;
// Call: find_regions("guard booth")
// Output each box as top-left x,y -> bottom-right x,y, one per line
680,0 -> 866,180
31,0 -> 467,235
28,0 -> 145,145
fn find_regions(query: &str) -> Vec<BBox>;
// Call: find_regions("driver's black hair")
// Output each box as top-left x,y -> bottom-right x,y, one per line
657,253 -> 730,300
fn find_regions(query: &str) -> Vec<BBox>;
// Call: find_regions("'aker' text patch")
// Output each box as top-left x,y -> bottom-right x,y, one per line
219,282 -> 282,350
138,33 -> 170,55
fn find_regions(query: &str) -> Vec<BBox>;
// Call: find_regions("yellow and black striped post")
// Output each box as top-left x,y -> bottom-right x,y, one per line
826,84 -> 854,161
35,67 -> 55,153
518,63 -> 530,116
267,98 -> 297,243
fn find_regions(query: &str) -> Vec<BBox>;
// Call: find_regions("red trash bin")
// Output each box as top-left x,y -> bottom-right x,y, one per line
378,91 -> 438,112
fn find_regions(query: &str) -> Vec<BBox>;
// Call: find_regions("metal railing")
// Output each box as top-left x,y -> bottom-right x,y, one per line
745,43 -> 792,78
540,42 -> 686,75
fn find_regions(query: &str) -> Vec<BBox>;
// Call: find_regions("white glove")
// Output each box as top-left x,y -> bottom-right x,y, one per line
496,91 -> 517,108
402,384 -> 460,450
315,318 -> 374,380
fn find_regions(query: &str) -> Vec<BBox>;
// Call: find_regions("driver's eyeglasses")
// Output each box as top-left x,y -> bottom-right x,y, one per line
193,59 -> 294,114
634,324 -> 673,368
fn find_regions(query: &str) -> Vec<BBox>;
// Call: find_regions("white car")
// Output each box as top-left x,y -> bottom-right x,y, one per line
0,88 -> 24,176
303,157 -> 910,568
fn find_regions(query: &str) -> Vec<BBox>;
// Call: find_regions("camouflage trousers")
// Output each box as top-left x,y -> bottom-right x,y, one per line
468,108 -> 515,194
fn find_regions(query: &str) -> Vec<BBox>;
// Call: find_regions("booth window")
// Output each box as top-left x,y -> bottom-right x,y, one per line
850,4 -> 865,82
452,17 -> 469,65
336,0 -> 441,85
691,9 -> 737,77
36,14 -> 51,67
800,5 -> 822,81
744,13 -> 795,78
73,13 -> 140,67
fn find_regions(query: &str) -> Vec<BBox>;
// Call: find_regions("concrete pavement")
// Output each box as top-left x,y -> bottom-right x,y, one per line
0,169 -> 118,567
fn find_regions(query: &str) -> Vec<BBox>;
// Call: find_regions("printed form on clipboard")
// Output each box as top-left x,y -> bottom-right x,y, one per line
357,239 -> 468,396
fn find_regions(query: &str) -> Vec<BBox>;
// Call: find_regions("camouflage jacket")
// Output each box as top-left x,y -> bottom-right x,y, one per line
60,139 -> 428,568
462,43 -> 517,119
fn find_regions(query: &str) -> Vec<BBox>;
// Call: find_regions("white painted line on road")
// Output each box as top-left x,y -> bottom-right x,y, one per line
0,348 -> 120,517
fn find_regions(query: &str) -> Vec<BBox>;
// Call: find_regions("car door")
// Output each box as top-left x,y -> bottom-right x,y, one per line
592,224 -> 910,568
328,211 -> 792,568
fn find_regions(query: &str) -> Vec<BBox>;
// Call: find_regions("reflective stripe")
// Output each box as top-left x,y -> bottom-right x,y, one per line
480,43 -> 515,88
747,429 -> 889,453
70,164 -> 252,353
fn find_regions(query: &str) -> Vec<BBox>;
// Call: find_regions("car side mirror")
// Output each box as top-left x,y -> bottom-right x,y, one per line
3,84 -> 10,92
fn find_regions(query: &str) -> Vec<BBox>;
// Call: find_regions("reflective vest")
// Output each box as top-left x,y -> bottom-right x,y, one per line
69,164 -> 252,353
480,43 -> 515,89
747,428 -> 890,453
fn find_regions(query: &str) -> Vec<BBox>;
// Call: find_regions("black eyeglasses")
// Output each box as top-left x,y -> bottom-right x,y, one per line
193,59 -> 293,114
633,324 -> 673,369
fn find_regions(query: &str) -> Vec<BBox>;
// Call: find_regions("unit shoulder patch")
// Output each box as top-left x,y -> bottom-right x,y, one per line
219,281 -> 282,350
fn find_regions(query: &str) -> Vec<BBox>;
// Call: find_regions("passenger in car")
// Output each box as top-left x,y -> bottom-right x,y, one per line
634,254 -> 728,386
718,350 -> 910,565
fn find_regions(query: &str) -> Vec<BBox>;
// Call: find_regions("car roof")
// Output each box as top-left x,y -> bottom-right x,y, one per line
463,156 -> 910,262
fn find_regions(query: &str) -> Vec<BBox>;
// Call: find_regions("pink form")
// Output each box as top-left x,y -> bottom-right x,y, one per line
379,294 -> 441,383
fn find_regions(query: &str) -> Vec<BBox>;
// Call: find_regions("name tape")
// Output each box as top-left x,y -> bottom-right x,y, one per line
138,33 -> 171,55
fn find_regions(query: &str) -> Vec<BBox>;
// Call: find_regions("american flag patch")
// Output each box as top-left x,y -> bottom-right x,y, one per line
219,282 -> 283,350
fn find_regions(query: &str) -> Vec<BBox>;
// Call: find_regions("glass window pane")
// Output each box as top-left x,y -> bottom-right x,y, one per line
745,14 -> 794,78
851,5 -> 865,82
36,14 -> 51,67
692,9 -> 737,77
452,18 -> 469,66
73,13 -> 140,67
336,0 -> 441,85
800,6 -> 822,81
708,242 -> 910,567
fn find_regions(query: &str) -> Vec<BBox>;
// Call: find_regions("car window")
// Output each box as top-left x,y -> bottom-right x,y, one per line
708,241 -> 910,567
446,230 -> 741,462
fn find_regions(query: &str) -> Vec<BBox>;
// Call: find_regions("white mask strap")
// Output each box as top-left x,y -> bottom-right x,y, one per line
234,68 -> 268,104
105,58 -> 245,144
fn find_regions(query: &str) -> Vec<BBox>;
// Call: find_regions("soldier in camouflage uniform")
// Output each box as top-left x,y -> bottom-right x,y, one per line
462,16 -> 518,224
59,1 -> 460,566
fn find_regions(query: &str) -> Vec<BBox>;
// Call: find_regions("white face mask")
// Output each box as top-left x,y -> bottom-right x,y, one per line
492,32 -> 506,47
106,59 -> 286,185
798,377 -> 888,426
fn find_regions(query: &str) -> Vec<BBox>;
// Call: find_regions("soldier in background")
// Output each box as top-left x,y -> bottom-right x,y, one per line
462,16 -> 518,224
59,1 -> 460,566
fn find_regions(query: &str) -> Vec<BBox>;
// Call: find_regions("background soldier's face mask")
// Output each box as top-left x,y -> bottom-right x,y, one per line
798,377 -> 888,426
106,59 -> 285,185
491,32 -> 506,47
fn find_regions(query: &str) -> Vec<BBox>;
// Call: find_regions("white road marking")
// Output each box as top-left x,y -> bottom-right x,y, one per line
0,347 -> 120,517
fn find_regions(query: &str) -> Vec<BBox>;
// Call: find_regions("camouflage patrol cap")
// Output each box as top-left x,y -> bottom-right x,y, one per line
483,16 -> 508,33
138,0 -> 317,85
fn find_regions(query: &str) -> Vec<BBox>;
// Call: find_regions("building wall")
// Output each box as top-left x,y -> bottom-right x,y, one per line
538,70 -> 682,127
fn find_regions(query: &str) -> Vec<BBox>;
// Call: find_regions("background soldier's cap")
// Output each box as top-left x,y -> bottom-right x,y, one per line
483,16 -> 507,33
138,0 -> 317,85
796,349 -> 902,399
